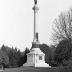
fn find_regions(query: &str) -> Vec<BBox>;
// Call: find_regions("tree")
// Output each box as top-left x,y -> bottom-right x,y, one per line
8,47 -> 22,68
49,45 -> 56,67
52,8 -> 72,44
39,44 -> 52,64
20,48 -> 30,65
54,40 -> 72,66
1,45 -> 23,68
0,50 -> 9,69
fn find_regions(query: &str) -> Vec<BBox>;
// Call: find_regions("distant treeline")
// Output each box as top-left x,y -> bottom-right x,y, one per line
0,40 -> 72,70
0,45 -> 30,68
0,43 -> 54,68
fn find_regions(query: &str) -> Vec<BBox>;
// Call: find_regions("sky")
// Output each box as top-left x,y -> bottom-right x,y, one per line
0,0 -> 72,51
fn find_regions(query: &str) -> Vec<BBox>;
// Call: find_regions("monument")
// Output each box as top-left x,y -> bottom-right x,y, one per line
23,0 -> 51,67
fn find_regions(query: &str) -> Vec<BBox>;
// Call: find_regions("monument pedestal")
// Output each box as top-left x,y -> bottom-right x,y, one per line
23,48 -> 51,67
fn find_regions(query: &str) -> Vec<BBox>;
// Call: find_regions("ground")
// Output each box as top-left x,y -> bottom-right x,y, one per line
0,66 -> 59,72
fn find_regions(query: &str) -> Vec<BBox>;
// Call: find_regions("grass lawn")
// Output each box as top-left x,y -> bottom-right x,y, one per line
0,66 -> 59,72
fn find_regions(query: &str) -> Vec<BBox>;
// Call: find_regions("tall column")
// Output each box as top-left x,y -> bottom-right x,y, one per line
32,0 -> 39,42
31,0 -> 39,48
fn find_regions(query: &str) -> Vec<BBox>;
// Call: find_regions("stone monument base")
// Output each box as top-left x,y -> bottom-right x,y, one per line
23,48 -> 51,67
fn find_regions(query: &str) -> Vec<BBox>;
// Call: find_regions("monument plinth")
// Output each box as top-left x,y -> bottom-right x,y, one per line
23,48 -> 50,67
23,0 -> 51,67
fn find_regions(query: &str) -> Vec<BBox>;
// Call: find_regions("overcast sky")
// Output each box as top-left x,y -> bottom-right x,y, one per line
0,0 -> 72,51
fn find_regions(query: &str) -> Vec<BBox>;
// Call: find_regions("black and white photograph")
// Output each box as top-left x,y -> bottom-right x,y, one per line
0,0 -> 72,72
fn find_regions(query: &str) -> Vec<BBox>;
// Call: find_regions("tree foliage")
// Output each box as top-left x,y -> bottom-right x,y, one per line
52,8 -> 72,44
18,47 -> 30,66
0,50 -> 9,69
54,40 -> 72,66
0,45 -> 30,68
39,44 -> 52,64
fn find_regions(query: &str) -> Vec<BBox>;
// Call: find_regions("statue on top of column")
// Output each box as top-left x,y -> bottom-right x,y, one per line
34,0 -> 37,5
